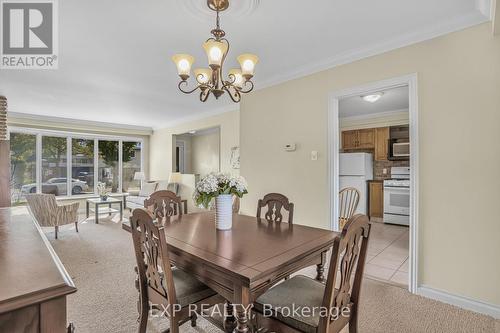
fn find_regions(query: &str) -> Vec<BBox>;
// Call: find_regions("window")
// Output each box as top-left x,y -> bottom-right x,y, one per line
41,136 -> 68,196
98,140 -> 119,193
72,138 -> 94,194
9,129 -> 143,202
122,141 -> 142,192
10,133 -> 36,204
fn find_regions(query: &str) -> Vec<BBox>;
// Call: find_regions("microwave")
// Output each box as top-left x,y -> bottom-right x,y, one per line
389,140 -> 410,160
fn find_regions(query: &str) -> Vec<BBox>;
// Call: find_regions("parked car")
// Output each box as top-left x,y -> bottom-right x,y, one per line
21,178 -> 89,195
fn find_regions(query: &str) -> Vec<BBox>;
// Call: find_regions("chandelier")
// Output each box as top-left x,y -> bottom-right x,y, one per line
171,0 -> 259,103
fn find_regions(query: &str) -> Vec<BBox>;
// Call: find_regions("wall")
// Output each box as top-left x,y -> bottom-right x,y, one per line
191,130 -> 220,177
240,23 -> 500,306
150,110 -> 239,181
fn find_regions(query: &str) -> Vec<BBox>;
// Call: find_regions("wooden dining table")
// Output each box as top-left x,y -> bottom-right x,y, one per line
123,212 -> 338,333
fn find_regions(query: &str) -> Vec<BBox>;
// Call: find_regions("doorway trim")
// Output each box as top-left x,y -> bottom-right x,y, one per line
327,73 -> 419,293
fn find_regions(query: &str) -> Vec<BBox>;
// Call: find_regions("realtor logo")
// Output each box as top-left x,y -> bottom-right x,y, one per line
1,0 -> 58,69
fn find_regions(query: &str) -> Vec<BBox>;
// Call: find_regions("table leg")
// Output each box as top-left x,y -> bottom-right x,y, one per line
233,286 -> 250,333
95,204 -> 99,224
224,301 -> 236,333
86,201 -> 89,218
316,250 -> 327,282
119,202 -> 123,221
108,203 -> 112,216
123,196 -> 127,210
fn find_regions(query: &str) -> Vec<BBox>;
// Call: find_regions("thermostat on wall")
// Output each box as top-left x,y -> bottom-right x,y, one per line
284,143 -> 296,151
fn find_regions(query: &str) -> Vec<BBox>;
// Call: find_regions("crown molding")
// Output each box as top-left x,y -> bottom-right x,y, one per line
8,112 -> 153,135
256,11 -> 490,91
153,104 -> 239,130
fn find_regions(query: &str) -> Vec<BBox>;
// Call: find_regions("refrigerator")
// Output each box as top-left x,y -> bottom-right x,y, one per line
339,153 -> 373,215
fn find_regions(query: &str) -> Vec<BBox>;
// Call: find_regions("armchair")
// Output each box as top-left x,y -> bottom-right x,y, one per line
26,194 -> 80,239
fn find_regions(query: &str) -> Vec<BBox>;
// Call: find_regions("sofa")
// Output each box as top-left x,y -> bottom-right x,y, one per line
126,180 -> 178,211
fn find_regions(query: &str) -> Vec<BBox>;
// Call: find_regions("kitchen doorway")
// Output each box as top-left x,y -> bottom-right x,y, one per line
328,74 -> 419,293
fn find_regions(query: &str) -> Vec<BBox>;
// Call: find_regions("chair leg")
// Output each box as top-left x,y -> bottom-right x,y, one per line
55,226 -> 58,239
190,312 -> 197,327
170,317 -> 179,333
75,222 -> 79,232
349,309 -> 358,333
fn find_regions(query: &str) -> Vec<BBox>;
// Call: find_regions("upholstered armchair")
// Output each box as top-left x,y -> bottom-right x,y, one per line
26,194 -> 80,239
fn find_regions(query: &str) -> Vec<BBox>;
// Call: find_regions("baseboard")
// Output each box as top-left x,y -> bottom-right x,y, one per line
418,286 -> 500,319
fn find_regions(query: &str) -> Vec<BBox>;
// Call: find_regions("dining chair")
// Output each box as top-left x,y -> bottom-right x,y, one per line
144,190 -> 183,223
253,214 -> 371,333
256,193 -> 294,224
338,187 -> 360,229
130,208 -> 220,333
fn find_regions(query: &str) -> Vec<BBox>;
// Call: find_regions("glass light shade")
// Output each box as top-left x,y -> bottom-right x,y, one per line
228,69 -> 244,88
202,40 -> 228,67
172,54 -> 194,79
194,68 -> 212,84
237,54 -> 259,77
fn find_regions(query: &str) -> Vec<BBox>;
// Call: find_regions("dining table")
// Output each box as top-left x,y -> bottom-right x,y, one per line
123,211 -> 338,333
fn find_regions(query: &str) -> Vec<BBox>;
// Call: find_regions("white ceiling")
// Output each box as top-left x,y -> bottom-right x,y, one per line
339,86 -> 409,118
0,0 -> 491,129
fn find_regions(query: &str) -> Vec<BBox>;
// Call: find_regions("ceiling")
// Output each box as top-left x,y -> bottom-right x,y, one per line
339,86 -> 409,118
0,0 -> 490,129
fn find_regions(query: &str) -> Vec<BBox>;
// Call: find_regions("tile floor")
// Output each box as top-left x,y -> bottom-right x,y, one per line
364,221 -> 409,286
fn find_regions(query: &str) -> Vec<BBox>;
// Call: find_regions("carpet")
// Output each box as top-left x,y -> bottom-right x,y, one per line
49,215 -> 500,333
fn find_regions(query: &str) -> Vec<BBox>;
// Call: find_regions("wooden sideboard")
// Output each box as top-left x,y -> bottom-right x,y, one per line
0,207 -> 76,332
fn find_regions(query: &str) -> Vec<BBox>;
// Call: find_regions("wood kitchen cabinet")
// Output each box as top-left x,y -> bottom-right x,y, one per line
374,127 -> 390,161
341,127 -> 390,161
357,129 -> 375,148
369,181 -> 384,219
341,130 -> 359,149
341,129 -> 375,150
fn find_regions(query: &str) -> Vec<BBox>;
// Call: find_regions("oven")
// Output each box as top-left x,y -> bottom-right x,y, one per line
383,167 -> 410,226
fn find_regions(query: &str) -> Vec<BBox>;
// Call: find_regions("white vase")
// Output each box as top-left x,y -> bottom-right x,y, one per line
215,194 -> 233,230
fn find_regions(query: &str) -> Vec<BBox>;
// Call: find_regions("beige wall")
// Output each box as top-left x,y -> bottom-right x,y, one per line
191,130 -> 220,177
240,23 -> 500,306
150,110 -> 239,181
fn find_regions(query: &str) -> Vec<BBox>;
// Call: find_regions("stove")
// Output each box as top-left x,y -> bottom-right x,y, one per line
383,167 -> 410,226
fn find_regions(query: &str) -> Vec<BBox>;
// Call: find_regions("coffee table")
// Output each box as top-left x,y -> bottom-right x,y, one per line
86,197 -> 123,224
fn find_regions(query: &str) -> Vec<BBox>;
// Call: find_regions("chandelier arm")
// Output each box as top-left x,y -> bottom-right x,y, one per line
200,88 -> 211,102
178,80 -> 202,94
239,80 -> 254,94
223,85 -> 241,103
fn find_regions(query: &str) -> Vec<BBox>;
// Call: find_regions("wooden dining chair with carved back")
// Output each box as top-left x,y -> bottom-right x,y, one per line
256,193 -> 294,224
339,187 -> 360,229
144,190 -> 183,224
130,208 -> 220,333
253,214 -> 371,333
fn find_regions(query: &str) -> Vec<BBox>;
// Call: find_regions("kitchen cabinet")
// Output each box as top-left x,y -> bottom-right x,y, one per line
341,130 -> 359,149
374,127 -> 390,161
341,129 -> 375,150
357,129 -> 375,148
368,181 -> 383,219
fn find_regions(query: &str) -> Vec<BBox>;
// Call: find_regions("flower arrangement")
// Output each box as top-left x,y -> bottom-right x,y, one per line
193,173 -> 248,209
97,182 -> 108,200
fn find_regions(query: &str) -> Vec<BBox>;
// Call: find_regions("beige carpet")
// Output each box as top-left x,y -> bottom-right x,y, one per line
49,215 -> 500,333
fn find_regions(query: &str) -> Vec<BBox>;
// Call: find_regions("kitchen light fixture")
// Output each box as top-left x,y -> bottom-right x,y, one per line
172,0 -> 258,103
361,92 -> 384,103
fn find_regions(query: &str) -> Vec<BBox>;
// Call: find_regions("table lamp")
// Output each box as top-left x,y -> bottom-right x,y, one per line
169,172 -> 182,194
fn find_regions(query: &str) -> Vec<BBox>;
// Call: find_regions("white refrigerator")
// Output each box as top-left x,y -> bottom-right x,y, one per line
339,153 -> 373,215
